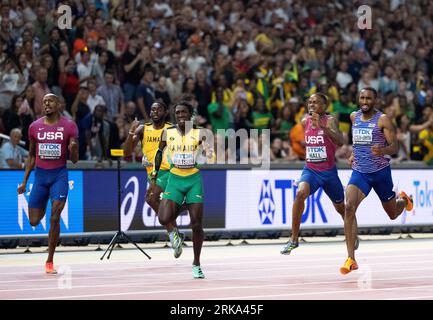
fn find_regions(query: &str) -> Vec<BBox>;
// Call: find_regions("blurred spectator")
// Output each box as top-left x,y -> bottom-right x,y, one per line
77,49 -> 94,86
0,59 -> 26,109
136,67 -> 155,121
0,128 -> 28,169
96,69 -> 124,121
234,98 -> 254,132
59,58 -> 80,111
289,119 -> 306,161
86,79 -> 105,113
166,65 -> 183,102
31,67 -> 50,118
121,35 -> 144,102
252,95 -> 273,133
84,104 -> 111,161
154,76 -> 171,110
2,0 -> 433,163
1,94 -> 33,147
208,86 -> 230,134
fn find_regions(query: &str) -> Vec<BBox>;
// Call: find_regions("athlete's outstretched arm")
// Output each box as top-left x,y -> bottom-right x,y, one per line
373,114 -> 398,156
322,116 -> 344,147
17,139 -> 36,194
152,130 -> 167,180
123,119 -> 143,157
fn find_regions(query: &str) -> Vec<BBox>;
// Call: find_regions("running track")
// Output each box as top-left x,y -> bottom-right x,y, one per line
1,237 -> 433,300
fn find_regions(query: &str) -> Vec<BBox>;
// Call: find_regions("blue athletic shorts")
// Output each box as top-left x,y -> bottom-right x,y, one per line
348,166 -> 395,202
298,166 -> 344,203
28,166 -> 69,209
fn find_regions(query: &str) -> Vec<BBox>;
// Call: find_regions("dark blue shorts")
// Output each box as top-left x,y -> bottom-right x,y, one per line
348,166 -> 395,202
298,166 -> 344,204
28,166 -> 69,209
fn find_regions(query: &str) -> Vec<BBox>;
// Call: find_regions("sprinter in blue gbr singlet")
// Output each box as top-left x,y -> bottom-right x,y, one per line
340,87 -> 413,275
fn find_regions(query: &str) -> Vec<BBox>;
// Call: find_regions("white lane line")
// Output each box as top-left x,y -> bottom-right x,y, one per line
3,266 -> 433,299
212,284 -> 433,300
2,256 -> 433,285
2,264 -> 433,293
1,251 -> 432,277
13,276 -> 433,300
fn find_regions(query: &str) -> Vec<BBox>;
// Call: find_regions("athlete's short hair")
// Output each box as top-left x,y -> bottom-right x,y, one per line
174,100 -> 194,114
43,93 -> 59,101
360,87 -> 378,98
154,99 -> 168,110
311,92 -> 328,105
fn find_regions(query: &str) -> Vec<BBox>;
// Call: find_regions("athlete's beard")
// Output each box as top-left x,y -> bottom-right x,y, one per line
45,111 -> 54,118
153,118 -> 165,126
361,107 -> 373,114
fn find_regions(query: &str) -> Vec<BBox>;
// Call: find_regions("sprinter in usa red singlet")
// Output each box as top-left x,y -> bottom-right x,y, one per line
281,93 -> 351,255
17,94 -> 79,274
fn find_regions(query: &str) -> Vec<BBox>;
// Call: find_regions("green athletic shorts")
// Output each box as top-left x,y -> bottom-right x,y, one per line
162,171 -> 203,205
148,169 -> 169,190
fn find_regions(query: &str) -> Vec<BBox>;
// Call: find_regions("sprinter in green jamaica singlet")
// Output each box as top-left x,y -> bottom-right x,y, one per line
150,100 -> 214,279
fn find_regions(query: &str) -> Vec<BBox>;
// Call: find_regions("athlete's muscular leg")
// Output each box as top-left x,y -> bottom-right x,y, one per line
333,202 -> 345,218
47,200 -> 66,263
146,185 -> 177,231
344,185 -> 365,260
381,197 -> 407,220
158,199 -> 180,230
187,203 -> 204,266
29,207 -> 47,227
291,182 -> 310,242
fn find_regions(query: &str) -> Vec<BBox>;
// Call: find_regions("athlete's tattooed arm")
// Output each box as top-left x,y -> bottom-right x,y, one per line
321,116 -> 344,147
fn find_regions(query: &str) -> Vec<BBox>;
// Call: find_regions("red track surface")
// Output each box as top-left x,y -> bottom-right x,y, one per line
1,237 -> 433,300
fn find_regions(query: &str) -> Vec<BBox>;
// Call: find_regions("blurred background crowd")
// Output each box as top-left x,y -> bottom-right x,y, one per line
1,0 -> 433,168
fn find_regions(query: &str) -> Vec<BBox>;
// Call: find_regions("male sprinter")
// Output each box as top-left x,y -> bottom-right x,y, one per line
152,100 -> 212,279
17,93 -> 78,274
123,100 -> 183,258
340,87 -> 413,274
281,93 -> 351,254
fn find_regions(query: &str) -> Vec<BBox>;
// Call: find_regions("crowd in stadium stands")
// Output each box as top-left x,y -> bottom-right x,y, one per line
1,0 -> 433,167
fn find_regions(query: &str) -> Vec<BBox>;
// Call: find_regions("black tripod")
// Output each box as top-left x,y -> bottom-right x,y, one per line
101,153 -> 151,260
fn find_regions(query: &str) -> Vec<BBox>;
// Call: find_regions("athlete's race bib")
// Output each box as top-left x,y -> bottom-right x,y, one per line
171,153 -> 195,168
306,146 -> 327,162
352,128 -> 373,145
38,143 -> 61,160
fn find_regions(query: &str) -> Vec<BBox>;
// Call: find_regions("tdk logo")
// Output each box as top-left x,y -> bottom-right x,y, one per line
413,180 -> 432,208
40,144 -> 60,151
258,180 -> 276,224
306,136 -> 324,144
307,146 -> 325,152
37,132 -> 64,140
258,179 -> 328,225
353,128 -> 371,135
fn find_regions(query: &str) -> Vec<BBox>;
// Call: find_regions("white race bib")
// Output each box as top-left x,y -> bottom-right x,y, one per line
172,153 -> 195,168
306,146 -> 327,162
38,143 -> 61,160
352,128 -> 373,145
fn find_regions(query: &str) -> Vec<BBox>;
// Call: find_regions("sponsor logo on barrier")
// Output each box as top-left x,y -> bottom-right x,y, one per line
256,178 -> 327,226
413,180 -> 433,208
120,176 -> 190,230
227,169 -> 433,230
258,180 -> 276,224
17,180 -> 76,232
